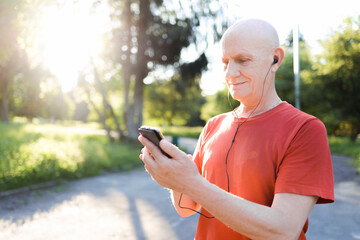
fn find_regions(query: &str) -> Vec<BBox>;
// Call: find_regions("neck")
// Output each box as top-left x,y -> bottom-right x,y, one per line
236,95 -> 282,118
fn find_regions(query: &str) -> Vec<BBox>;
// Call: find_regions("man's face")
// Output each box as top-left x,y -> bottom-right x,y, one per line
221,30 -> 273,104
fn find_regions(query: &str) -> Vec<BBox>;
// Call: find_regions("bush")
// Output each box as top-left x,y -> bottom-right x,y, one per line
161,126 -> 203,139
0,122 -> 142,192
328,136 -> 360,173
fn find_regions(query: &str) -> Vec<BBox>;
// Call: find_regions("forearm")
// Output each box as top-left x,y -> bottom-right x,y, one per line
170,190 -> 201,217
139,136 -> 312,239
183,177 -> 303,240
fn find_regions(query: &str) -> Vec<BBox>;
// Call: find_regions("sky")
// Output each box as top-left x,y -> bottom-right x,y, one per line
200,0 -> 360,95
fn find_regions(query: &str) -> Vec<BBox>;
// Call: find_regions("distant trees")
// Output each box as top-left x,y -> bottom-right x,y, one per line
0,0 -> 25,121
145,53 -> 208,126
314,17 -> 360,141
0,0 -> 71,122
200,86 -> 238,121
0,0 -> 228,137
2,0 -> 359,141
202,17 -> 360,141
106,0 -> 198,139
96,0 -> 229,140
276,18 -> 360,141
275,30 -> 314,107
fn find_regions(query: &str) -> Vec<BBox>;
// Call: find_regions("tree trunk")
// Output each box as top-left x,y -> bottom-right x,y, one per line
0,78 -> 9,122
122,0 -> 134,141
82,81 -> 115,143
127,0 -> 149,139
122,0 -> 150,140
92,62 -> 125,140
123,68 -> 134,140
128,72 -> 144,139
88,98 -> 115,143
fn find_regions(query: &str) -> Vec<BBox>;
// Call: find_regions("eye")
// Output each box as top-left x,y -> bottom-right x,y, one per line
236,58 -> 250,64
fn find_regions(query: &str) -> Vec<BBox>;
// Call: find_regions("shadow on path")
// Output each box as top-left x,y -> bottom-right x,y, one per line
0,152 -> 358,239
0,169 -> 198,240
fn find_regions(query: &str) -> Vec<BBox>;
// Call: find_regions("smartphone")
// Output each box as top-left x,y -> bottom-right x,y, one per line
138,126 -> 171,158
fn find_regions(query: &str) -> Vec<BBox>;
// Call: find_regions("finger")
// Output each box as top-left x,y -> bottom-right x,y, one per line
144,148 -> 150,156
138,135 -> 164,159
159,138 -> 187,159
141,147 -> 152,158
140,147 -> 152,162
140,147 -> 157,169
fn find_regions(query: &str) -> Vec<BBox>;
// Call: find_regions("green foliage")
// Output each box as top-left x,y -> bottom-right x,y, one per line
0,0 -> 74,122
201,86 -> 239,121
0,0 -> 224,141
0,0 -> 27,121
144,79 -> 186,126
328,136 -> 360,173
313,16 -> 360,140
0,122 -> 142,192
103,0 -> 228,139
41,80 -> 72,120
275,32 -> 314,107
144,74 -> 206,126
161,126 -> 203,139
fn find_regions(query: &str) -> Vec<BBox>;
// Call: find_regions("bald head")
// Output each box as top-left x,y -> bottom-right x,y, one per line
221,18 -> 280,54
220,18 -> 284,106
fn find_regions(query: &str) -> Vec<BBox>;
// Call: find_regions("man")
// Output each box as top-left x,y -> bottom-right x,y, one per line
138,18 -> 334,240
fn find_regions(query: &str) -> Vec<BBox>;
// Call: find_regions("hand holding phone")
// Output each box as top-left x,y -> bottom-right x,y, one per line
138,126 -> 172,158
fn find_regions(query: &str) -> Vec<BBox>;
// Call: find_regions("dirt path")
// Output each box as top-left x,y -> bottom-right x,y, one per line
0,154 -> 359,240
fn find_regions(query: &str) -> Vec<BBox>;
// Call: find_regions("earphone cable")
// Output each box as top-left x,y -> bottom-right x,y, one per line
178,192 -> 215,218
224,63 -> 273,192
178,62 -> 273,219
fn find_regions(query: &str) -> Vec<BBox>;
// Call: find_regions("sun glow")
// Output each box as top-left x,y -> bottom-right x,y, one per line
38,1 -> 110,92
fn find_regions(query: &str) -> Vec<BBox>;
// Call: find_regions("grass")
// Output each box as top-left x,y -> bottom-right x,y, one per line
161,126 -> 203,139
0,122 -> 142,192
328,136 -> 360,173
1,121 -> 358,192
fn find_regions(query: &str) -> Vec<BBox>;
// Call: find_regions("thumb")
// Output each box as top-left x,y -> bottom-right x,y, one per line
159,139 -> 186,159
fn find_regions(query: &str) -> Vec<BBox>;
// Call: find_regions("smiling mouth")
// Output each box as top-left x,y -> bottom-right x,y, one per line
230,82 -> 246,86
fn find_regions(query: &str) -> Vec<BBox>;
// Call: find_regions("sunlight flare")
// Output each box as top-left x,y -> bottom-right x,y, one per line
37,1 -> 110,92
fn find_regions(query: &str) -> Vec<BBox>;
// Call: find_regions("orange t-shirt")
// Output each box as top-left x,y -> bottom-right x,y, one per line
193,102 -> 334,240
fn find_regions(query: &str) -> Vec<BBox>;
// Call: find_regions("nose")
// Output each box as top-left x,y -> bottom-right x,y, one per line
225,61 -> 240,82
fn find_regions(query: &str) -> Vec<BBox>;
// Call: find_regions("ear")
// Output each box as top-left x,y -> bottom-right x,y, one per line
271,47 -> 285,72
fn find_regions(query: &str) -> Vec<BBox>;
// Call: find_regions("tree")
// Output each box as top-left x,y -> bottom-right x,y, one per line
0,0 -> 26,121
144,53 -> 208,126
107,0 -> 193,139
104,0 -> 229,140
10,65 -> 47,120
315,16 -> 360,141
275,30 -> 313,108
0,0 -> 56,122
201,86 -> 239,121
40,77 -> 71,120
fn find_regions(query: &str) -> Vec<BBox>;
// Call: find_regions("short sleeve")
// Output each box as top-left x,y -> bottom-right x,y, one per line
275,119 -> 334,204
193,122 -> 209,175
193,116 -> 219,175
